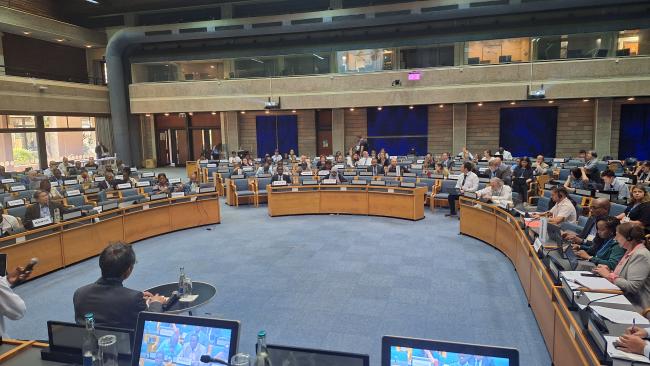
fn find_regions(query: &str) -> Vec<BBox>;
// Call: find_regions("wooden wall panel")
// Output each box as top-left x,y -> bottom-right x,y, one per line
344,108 -> 367,154
466,102 -> 500,156
428,105 -> 453,156
297,110 -> 316,157
238,112 -> 257,157
556,100 -> 594,158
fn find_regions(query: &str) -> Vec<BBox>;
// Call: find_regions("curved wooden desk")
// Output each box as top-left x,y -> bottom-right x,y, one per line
0,193 -> 221,280
459,197 -> 600,366
267,185 -> 426,220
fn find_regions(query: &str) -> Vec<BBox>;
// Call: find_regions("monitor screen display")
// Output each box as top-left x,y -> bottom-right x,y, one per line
388,346 -> 511,366
266,344 -> 369,366
47,321 -> 133,357
137,320 -> 233,366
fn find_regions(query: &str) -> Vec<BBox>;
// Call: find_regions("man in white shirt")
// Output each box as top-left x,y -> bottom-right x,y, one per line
58,157 -> 70,176
357,151 -> 372,166
498,147 -> 513,160
271,150 -> 282,163
446,161 -> 479,217
615,326 -> 650,359
532,187 -> 577,224
228,151 -> 242,164
601,170 -> 629,202
0,265 -> 31,337
476,177 -> 512,202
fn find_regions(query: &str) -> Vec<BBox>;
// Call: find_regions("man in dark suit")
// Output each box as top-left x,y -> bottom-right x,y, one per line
23,190 -> 65,229
271,166 -> 292,184
488,158 -> 512,186
440,153 -> 454,170
367,158 -> 385,176
386,158 -> 409,176
563,198 -> 610,246
73,243 -> 165,330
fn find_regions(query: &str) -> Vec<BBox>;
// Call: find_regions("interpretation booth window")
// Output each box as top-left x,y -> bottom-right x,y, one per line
0,115 -> 39,171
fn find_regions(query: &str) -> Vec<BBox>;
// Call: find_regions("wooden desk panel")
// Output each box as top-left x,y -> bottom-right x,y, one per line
515,237 -> 532,300
552,302 -> 590,366
61,223 -> 100,265
368,189 -> 425,220
320,190 -> 368,215
529,258 -> 556,357
459,205 -> 496,244
495,218 -> 516,259
123,206 -> 171,243
170,197 -> 221,230
268,191 -> 321,216
3,234 -> 62,278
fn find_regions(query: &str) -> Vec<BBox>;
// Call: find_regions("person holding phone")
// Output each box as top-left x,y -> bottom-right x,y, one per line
0,261 -> 34,337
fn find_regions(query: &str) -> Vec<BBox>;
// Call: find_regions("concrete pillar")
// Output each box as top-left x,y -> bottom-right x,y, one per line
221,111 -> 239,155
593,98 -> 613,157
452,103 -> 467,155
0,33 -> 5,76
332,108 -> 345,155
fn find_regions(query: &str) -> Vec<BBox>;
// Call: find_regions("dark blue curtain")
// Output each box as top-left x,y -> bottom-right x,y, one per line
256,116 -> 278,157
277,115 -> 298,155
619,104 -> 650,160
255,115 -> 298,157
499,107 -> 558,157
366,106 -> 428,155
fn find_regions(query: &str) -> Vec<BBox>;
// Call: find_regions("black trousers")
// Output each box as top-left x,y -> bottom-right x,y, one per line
447,194 -> 460,214
512,179 -> 528,202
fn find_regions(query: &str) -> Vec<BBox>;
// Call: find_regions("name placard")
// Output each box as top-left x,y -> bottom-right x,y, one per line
411,164 -> 422,170
115,175 -> 124,180
359,171 -> 373,176
553,158 -> 565,162
342,172 -> 357,177
116,183 -> 132,190
94,176 -> 106,182
302,180 -> 318,185
370,180 -> 386,186
66,189 -> 81,197
1,178 -> 15,184
168,178 -> 181,184
130,167 -> 138,172
199,186 -> 216,193
32,216 -> 53,228
272,180 -> 288,186
431,174 -> 444,179
257,174 -> 272,178
198,160 -> 209,164
416,159 -> 424,164
448,174 -> 461,180
51,181 -> 59,187
243,166 -> 254,172
575,189 -> 591,196
387,188 -> 395,193
206,163 -> 217,168
63,210 -> 82,221
334,164 -> 345,169
386,172 -> 397,177
400,182 -> 416,188
533,238 -> 543,252
230,175 -> 245,179
594,192 -> 610,199
326,156 -> 334,161
352,180 -> 367,185
6,199 -> 25,207
322,179 -> 337,185
136,181 -> 151,187
141,172 -> 155,178
149,192 -> 168,201
93,206 -> 102,214
171,191 -> 186,198
300,171 -> 313,176
10,185 -> 26,192
402,172 -> 416,177
217,168 -> 230,173
219,159 -> 229,163
317,170 -> 330,176
64,179 -> 77,185
85,187 -> 100,194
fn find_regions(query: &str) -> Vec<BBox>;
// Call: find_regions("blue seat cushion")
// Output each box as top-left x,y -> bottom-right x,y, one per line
257,190 -> 268,196
433,193 -> 449,199
236,190 -> 255,196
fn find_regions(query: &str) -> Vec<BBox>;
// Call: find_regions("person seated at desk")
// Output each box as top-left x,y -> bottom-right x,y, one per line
386,158 -> 409,176
634,161 -> 650,184
316,155 -> 327,169
347,150 -> 360,168
458,147 -> 473,162
85,157 -> 99,169
358,151 -> 372,166
532,186 -> 577,225
183,172 -> 201,194
378,150 -> 390,167
271,149 -> 282,164
512,156 -> 534,201
0,264 -> 32,337
476,177 -> 512,202
23,190 -> 65,229
115,167 -> 137,188
58,157 -> 70,176
616,184 -> 650,230
0,165 -> 10,179
487,157 -> 512,186
232,163 -> 244,176
98,172 -> 114,191
323,169 -> 346,184
367,158 -> 385,176
271,166 -> 292,184
49,168 -> 64,186
1,212 -> 23,237
563,198 -> 610,245
564,167 -> 588,193
602,169 -> 630,202
40,179 -> 63,200
593,223 -> 650,311
77,169 -> 93,185
95,142 -> 109,159
427,162 -> 449,178
43,161 -> 57,177
73,242 -> 166,330
256,162 -> 273,177
534,155 -> 549,176
615,325 -> 650,358
479,149 -> 492,162
68,160 -> 83,176
498,146 -> 513,160
440,152 -> 454,170
153,173 -> 172,193
572,216 -> 625,271
446,162 -> 479,217
422,153 -> 435,170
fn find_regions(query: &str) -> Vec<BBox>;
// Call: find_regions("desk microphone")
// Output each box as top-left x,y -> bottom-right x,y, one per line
200,355 -> 230,365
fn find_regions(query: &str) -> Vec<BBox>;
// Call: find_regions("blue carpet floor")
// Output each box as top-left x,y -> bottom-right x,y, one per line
7,202 -> 551,365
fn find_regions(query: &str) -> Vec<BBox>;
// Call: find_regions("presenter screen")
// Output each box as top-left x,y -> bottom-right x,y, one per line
389,346 -> 511,366
137,320 -> 233,366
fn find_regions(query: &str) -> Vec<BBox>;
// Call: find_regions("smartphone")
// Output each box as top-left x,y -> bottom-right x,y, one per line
23,258 -> 38,273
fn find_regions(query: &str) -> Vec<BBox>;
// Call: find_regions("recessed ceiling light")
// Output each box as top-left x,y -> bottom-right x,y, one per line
210,65 -> 215,69
510,101 -> 516,105
627,97 -> 635,101
439,104 -> 444,108
377,107 -> 383,111
145,113 -> 151,117
211,112 -> 217,115
291,110 -> 296,113
548,100 -> 554,104
164,113 -> 170,116
240,111 -> 246,114
409,106 -> 414,110
582,99 -> 590,102
85,0 -> 99,4
55,39 -> 65,42
478,102 -> 483,107
188,112 -> 193,116
23,31 -> 31,35
265,110 -> 270,114
85,45 -> 93,48
349,108 -> 355,111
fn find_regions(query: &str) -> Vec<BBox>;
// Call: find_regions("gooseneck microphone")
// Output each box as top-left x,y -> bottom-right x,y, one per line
200,355 -> 230,365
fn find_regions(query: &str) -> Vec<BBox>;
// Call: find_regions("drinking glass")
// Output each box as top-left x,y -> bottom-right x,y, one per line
98,335 -> 118,366
231,353 -> 251,366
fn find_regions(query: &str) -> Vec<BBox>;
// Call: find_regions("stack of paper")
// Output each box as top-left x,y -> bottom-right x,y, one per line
591,306 -> 650,325
583,293 -> 631,306
574,276 -> 621,291
605,336 -> 650,364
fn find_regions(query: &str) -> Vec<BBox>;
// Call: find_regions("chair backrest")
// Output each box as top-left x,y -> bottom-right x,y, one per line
233,178 -> 250,191
66,195 -> 85,207
142,186 -> 154,194
401,177 -> 417,184
257,178 -> 272,190
609,203 -> 627,217
418,178 -> 436,190
121,188 -> 139,197
537,197 -> 551,212
543,190 -> 552,198
558,169 -> 571,181
6,205 -> 27,218
16,190 -> 36,201
440,180 -> 457,194
577,215 -> 589,228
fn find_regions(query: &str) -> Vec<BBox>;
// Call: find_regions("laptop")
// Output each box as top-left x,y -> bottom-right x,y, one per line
264,344 -> 369,366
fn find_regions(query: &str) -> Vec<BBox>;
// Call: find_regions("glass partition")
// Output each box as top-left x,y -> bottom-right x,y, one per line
399,44 -> 454,68
465,37 -> 530,64
336,49 -> 394,73
0,131 -> 39,171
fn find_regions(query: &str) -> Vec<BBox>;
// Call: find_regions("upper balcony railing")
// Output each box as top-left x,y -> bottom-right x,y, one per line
0,65 -> 107,86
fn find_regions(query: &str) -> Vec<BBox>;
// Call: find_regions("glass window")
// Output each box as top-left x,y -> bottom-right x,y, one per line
616,29 -> 650,56
282,53 -> 331,76
336,49 -> 394,73
565,33 -> 615,59
466,37 -> 530,64
44,116 -> 96,129
233,57 -> 279,78
180,61 -> 224,81
45,130 -> 97,163
0,115 -> 36,129
0,132 -> 39,171
399,45 -> 454,69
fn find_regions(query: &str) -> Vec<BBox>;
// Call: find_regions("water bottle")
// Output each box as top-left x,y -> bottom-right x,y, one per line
178,267 -> 186,297
254,330 -> 272,366
82,313 -> 98,366
54,208 -> 61,223
184,275 -> 193,296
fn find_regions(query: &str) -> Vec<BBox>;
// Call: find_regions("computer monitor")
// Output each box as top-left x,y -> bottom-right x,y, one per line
265,344 -> 369,366
381,336 -> 518,366
131,312 -> 239,366
45,321 -> 134,361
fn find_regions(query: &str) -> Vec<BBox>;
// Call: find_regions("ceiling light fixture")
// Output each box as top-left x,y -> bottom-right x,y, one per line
145,114 -> 151,117
240,111 -> 246,114
439,104 -> 444,108
211,112 -> 217,115
251,58 -> 264,64
409,106 -> 414,110
627,97 -> 636,101
478,102 -> 483,107
548,100 -> 554,104
55,38 -> 65,42
377,107 -> 383,111
164,113 -> 170,116
510,101 -> 516,105
583,99 -> 590,102
85,0 -> 99,4
85,45 -> 93,48
349,108 -> 355,111
23,31 -> 31,35
291,110 -> 297,113
265,110 -> 270,114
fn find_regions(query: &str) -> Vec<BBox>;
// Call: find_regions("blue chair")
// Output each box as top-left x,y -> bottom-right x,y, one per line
118,188 -> 145,203
6,204 -> 27,219
432,180 -> 457,209
65,195 -> 95,211
96,190 -> 118,207
254,177 -> 273,206
558,169 -> 571,181
561,220 -> 584,233
230,178 -> 255,206
609,203 -> 627,217
16,190 -> 36,201
535,196 -> 551,212
401,177 -> 418,185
